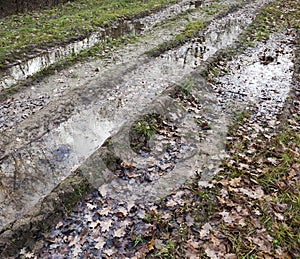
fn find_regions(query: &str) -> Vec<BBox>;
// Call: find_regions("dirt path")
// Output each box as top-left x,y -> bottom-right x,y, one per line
0,0 -> 264,229
33,26 -> 298,259
0,0 -> 299,257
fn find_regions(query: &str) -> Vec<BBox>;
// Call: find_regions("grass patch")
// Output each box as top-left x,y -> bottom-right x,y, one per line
0,0 -> 178,67
242,0 -> 300,45
129,113 -> 162,152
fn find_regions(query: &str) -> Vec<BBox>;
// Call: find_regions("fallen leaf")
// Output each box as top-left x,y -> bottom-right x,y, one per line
267,157 -> 278,165
90,220 -> 100,229
148,238 -> 155,251
98,207 -> 111,216
87,203 -> 97,210
204,246 -> 218,259
199,223 -> 212,239
114,226 -> 126,238
94,236 -> 106,250
229,177 -> 242,187
100,219 -> 113,232
274,212 -> 284,221
115,206 -> 128,217
103,248 -> 117,257
198,181 -> 214,188
238,186 -> 264,199
186,213 -> 195,227
219,211 -> 233,224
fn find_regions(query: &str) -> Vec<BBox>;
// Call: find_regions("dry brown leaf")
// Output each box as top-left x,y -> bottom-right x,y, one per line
267,157 -> 278,165
98,207 -> 111,216
148,238 -> 155,251
114,226 -> 126,238
94,236 -> 106,250
199,223 -> 212,239
198,181 -> 214,188
119,218 -> 132,228
204,246 -> 218,259
115,206 -> 128,217
100,219 -> 113,232
249,237 -> 272,254
219,211 -> 233,224
239,186 -> 264,199
90,220 -> 100,229
274,212 -> 284,221
229,177 -> 242,187
186,213 -> 195,227
90,226 -> 101,239
166,199 -> 177,207
185,240 -> 200,259
87,203 -> 97,210
103,248 -> 117,257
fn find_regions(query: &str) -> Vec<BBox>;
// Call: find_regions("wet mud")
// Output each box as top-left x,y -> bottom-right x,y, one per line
0,0 -> 263,230
0,0 -> 194,90
0,0 -> 298,256
34,27 -> 297,259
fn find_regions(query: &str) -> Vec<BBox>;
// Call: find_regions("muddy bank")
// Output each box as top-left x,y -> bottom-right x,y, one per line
0,0 -> 194,90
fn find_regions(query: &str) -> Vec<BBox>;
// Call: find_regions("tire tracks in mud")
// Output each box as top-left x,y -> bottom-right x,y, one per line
0,0 -> 288,256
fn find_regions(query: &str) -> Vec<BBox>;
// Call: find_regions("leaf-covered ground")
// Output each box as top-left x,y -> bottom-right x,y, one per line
140,106 -> 300,258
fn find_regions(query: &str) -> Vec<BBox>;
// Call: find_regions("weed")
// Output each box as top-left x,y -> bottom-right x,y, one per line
130,113 -> 162,152
235,111 -> 251,123
134,236 -> 144,247
154,240 -> 175,258
182,19 -> 204,37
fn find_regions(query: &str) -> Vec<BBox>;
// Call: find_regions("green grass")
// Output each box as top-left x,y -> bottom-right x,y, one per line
243,0 -> 300,44
0,0 -> 178,67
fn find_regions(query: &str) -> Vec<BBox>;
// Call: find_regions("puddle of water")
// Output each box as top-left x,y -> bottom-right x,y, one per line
0,0 -> 247,134
212,30 -> 295,119
35,82 -> 229,258
0,111 -> 116,225
163,1 -> 264,69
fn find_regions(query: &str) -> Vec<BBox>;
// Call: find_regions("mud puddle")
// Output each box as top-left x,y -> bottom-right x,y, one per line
35,77 -> 229,258
212,30 -> 296,120
30,28 -> 298,259
0,0 -> 266,230
35,27 -> 297,257
0,0 -> 245,134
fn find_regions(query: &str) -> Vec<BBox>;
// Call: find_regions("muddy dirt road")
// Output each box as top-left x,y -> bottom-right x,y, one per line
0,0 -> 298,257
